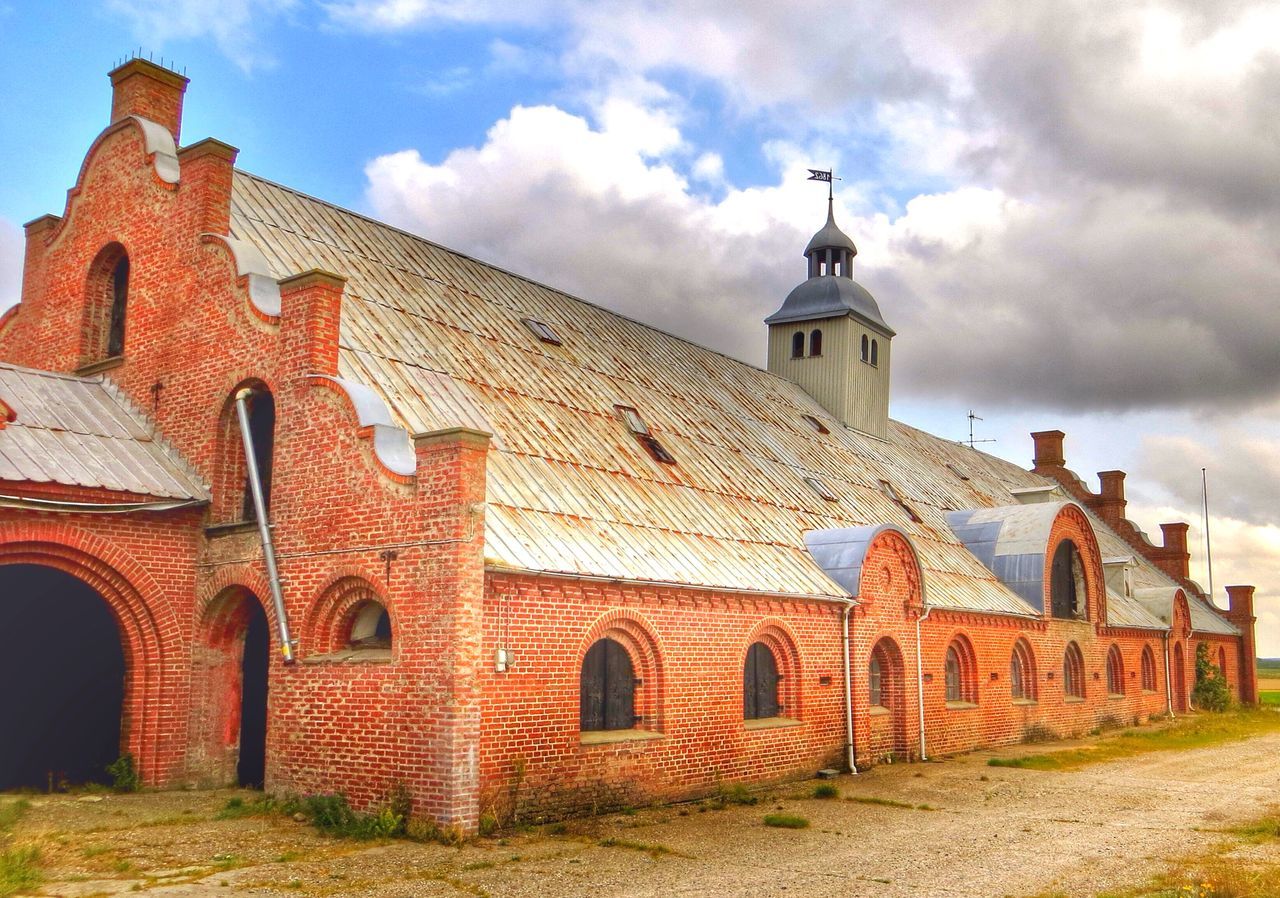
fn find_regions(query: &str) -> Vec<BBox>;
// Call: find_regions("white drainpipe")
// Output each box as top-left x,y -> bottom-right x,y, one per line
1162,630 -> 1174,718
842,601 -> 858,774
235,388 -> 295,664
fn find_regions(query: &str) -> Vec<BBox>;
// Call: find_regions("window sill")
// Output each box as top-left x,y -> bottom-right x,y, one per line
1064,696 -> 1085,704
580,729 -> 664,746
75,356 -> 124,377
1011,698 -> 1038,707
1108,693 -> 1126,700
868,705 -> 891,717
744,717 -> 803,731
302,648 -> 392,665
205,520 -> 261,538
945,701 -> 978,711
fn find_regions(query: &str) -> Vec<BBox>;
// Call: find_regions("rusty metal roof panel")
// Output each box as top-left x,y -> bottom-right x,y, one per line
228,171 -> 1220,617
1106,589 -> 1169,630
0,362 -> 209,501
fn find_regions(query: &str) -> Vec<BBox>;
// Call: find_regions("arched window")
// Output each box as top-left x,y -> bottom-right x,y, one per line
1106,645 -> 1124,695
1050,540 -> 1086,619
347,601 -> 391,649
106,256 -> 129,358
1063,642 -> 1085,699
791,331 -> 805,358
944,637 -> 976,704
744,641 -> 781,719
240,390 -> 276,521
861,334 -> 869,361
1011,639 -> 1036,701
1141,645 -> 1157,691
809,329 -> 823,357
870,339 -> 879,366
82,244 -> 131,365
580,637 -> 635,732
868,655 -> 884,707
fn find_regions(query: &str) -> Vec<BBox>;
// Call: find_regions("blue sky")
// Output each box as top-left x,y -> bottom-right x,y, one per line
3,0 -> 1279,651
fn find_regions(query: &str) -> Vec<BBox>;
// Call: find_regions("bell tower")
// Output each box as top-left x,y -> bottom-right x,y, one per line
765,199 -> 894,439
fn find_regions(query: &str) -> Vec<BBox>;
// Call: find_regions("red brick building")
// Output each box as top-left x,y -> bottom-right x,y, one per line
0,60 -> 1258,831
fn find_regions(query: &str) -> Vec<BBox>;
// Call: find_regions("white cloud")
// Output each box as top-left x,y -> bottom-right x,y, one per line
106,0 -> 297,72
0,218 -> 22,313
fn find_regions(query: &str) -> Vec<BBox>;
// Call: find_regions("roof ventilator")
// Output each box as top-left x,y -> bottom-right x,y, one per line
616,405 -> 676,465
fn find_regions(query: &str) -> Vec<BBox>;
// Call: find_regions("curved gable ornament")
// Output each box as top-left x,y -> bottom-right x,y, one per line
803,522 -> 924,603
946,500 -> 1100,613
127,116 -> 181,184
307,375 -> 416,478
199,234 -> 283,318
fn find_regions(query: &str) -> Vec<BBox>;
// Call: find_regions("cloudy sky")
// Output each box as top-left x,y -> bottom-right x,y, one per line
2,1 -> 1278,652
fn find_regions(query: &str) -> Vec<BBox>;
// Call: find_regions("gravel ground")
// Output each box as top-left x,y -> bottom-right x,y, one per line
8,727 -> 1280,898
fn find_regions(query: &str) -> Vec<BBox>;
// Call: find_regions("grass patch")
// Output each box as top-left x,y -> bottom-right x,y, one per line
811,784 -> 839,800
597,837 -> 683,858
1260,690 -> 1280,707
762,813 -> 809,829
1228,815 -> 1280,841
0,846 -> 41,898
986,708 -> 1280,771
0,801 -> 29,835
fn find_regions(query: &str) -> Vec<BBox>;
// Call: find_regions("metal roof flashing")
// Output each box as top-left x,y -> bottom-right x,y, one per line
765,276 -> 895,334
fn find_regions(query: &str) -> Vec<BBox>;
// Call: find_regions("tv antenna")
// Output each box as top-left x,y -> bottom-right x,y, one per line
964,411 -> 996,449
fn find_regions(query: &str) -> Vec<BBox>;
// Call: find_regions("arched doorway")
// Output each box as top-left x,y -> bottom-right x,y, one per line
194,587 -> 271,788
1172,642 -> 1188,712
0,564 -> 126,790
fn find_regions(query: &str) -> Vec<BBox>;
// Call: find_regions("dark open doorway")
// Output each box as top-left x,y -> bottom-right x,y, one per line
237,598 -> 269,788
0,564 -> 126,790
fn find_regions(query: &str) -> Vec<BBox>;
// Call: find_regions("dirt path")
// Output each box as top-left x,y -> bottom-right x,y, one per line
9,729 -> 1280,898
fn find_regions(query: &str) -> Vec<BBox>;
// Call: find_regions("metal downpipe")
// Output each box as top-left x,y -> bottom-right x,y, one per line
1163,631 -> 1174,718
915,603 -> 932,761
842,602 -> 858,774
235,388 -> 295,664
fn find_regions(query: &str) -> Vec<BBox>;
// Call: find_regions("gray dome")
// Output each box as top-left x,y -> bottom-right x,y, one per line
765,276 -> 894,334
805,213 -> 857,257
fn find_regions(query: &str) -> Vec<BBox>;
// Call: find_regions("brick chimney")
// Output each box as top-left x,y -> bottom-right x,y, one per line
109,58 -> 189,143
1156,522 -> 1190,581
1031,430 -> 1066,471
1093,470 -> 1127,527
1225,585 -> 1258,705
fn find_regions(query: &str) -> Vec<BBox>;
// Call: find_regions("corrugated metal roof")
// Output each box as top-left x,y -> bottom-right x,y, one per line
226,171 -> 1237,632
0,363 -> 209,501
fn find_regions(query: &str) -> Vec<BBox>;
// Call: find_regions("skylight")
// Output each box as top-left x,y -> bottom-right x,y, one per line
947,463 -> 970,482
615,405 -> 676,465
879,479 -> 923,523
802,414 -> 830,435
522,317 -> 562,346
805,477 -> 838,502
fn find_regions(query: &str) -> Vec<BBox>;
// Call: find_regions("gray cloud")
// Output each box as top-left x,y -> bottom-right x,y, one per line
1140,432 -> 1280,528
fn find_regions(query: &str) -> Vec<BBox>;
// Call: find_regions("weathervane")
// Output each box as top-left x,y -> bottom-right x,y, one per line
807,168 -> 841,201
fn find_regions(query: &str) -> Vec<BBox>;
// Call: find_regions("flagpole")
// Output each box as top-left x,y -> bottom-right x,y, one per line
1202,467 -> 1214,600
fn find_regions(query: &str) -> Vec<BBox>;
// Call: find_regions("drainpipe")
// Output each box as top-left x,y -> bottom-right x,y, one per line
915,602 -> 933,761
841,601 -> 858,774
1162,630 -> 1173,718
235,388 -> 295,664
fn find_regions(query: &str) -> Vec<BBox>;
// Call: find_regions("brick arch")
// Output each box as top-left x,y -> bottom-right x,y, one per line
744,618 -> 804,720
305,572 -> 393,655
1044,504 -> 1106,623
579,610 -> 666,732
211,377 -> 280,523
944,630 -> 979,704
866,635 -> 910,760
0,522 -> 179,783
197,564 -> 278,644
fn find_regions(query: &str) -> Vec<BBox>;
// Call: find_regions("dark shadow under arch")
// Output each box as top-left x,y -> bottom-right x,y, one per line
0,564 -> 126,789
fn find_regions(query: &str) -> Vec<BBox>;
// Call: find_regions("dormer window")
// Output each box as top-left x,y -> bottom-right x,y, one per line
522,317 -> 562,345
616,405 -> 676,465
1050,540 -> 1086,619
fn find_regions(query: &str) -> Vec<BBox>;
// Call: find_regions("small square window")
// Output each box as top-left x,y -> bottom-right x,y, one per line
522,317 -> 562,345
804,477 -> 838,502
802,414 -> 830,435
616,405 -> 676,464
616,405 -> 650,435
946,463 -> 970,482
